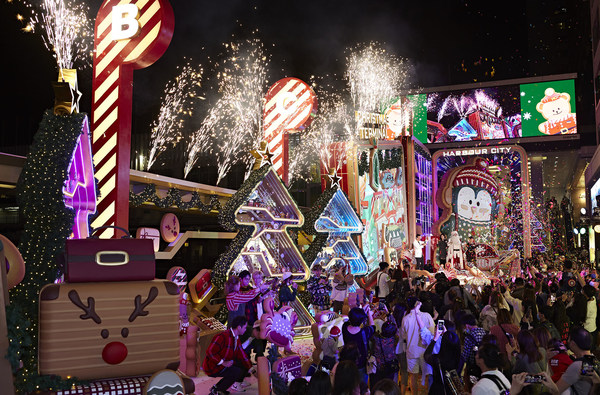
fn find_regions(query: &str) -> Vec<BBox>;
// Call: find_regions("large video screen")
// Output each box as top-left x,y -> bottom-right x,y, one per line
411,79 -> 577,144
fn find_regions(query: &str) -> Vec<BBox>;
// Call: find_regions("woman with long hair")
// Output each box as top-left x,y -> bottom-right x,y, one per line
332,360 -> 361,395
307,369 -> 332,395
521,288 -> 539,328
424,329 -> 461,394
510,330 -> 549,394
489,308 -> 519,359
480,290 -> 509,331
531,326 -> 552,352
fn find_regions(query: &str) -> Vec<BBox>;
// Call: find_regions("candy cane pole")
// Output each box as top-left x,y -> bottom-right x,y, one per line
263,78 -> 317,185
91,0 -> 174,238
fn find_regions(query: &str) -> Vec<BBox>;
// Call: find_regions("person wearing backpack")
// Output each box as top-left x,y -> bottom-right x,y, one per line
472,343 -> 511,395
375,261 -> 395,304
369,319 -> 399,390
556,326 -> 597,395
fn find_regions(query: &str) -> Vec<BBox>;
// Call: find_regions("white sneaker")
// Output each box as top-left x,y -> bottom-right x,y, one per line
229,382 -> 246,392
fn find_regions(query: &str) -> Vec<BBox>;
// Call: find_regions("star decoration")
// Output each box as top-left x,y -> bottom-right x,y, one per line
68,78 -> 82,114
328,170 -> 342,188
258,144 -> 275,166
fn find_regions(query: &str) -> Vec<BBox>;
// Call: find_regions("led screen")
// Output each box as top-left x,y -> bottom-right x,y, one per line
411,79 -> 577,144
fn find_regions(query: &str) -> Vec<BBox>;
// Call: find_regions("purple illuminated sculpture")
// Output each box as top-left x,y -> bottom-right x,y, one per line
63,116 -> 97,239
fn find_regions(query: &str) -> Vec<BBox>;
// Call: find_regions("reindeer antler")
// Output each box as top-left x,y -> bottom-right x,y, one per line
68,290 -> 102,324
128,286 -> 158,322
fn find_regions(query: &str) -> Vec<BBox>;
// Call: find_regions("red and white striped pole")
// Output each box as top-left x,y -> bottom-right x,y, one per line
90,0 -> 174,238
263,78 -> 317,185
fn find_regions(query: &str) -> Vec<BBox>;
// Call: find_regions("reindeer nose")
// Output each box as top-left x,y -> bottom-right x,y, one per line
102,341 -> 128,364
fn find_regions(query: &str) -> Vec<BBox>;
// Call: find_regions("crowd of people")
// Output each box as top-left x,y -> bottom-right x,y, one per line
204,253 -> 600,395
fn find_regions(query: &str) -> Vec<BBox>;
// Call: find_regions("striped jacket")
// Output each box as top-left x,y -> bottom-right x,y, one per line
202,329 -> 252,376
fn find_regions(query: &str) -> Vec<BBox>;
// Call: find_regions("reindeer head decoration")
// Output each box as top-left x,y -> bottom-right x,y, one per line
68,286 -> 158,365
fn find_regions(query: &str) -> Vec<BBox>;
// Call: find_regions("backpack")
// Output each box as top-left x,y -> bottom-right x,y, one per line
371,335 -> 399,375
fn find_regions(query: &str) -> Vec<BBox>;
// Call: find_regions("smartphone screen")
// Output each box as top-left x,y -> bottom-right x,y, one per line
581,355 -> 596,375
438,320 -> 445,331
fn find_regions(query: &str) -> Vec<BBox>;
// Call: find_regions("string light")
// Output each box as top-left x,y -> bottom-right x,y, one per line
9,110 -> 91,392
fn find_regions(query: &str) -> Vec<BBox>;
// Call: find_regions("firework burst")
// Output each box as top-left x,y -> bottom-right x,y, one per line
288,86 -> 355,184
12,0 -> 93,70
147,62 -> 203,170
184,38 -> 269,182
345,43 -> 409,112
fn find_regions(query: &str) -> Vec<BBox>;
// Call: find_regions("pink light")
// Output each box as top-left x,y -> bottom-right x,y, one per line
63,116 -> 97,239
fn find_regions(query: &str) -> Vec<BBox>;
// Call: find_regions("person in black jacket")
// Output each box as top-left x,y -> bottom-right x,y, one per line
424,327 -> 461,395
438,234 -> 448,269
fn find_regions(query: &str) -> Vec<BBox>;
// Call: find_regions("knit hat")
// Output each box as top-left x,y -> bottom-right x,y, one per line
540,88 -> 563,104
452,158 -> 499,199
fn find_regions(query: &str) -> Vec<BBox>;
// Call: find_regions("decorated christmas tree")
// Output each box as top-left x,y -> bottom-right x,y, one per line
212,164 -> 313,330
302,186 -> 367,276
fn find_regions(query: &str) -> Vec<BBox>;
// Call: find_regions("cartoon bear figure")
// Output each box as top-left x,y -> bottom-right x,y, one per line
535,87 -> 577,135
384,101 -> 407,139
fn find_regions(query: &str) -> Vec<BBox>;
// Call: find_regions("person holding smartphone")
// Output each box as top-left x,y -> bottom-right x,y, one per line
556,326 -> 596,395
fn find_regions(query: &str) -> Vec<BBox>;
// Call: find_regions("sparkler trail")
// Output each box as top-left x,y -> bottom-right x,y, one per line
12,0 -> 93,70
288,87 -> 355,184
345,43 -> 409,112
184,38 -> 269,182
147,62 -> 203,170
451,95 -> 476,118
475,90 -> 499,112
437,94 -> 452,122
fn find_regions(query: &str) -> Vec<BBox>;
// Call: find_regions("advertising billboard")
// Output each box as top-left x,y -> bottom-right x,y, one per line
411,79 -> 577,145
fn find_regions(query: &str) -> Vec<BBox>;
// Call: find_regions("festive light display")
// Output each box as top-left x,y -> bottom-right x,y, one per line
210,164 -> 314,333
129,184 -> 221,212
211,165 -> 309,288
414,146 -> 433,235
302,188 -> 367,275
63,117 -> 96,239
10,111 -> 91,392
91,0 -> 174,238
432,146 -> 531,258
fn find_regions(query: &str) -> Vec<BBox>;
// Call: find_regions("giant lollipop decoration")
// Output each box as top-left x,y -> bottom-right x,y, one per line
263,78 -> 317,185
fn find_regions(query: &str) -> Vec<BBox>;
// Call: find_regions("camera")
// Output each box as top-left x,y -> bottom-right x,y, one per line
524,374 -> 544,383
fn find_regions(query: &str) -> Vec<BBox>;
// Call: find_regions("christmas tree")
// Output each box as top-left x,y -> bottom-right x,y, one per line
212,164 -> 313,330
302,187 -> 367,276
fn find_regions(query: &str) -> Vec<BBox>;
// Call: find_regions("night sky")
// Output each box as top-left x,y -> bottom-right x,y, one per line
0,0 -> 594,161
